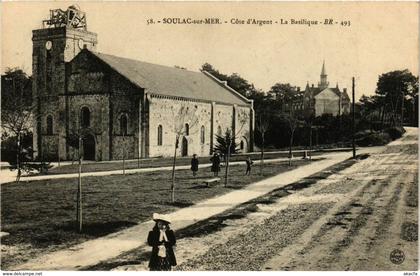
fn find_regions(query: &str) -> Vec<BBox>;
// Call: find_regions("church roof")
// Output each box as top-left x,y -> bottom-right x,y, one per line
88,51 -> 251,106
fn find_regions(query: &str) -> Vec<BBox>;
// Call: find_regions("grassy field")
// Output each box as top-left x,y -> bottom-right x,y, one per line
1,159 -> 312,269
47,148 -> 350,175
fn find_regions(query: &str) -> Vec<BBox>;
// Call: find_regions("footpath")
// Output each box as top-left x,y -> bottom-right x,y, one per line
13,151 -> 355,271
0,148 -> 351,185
0,152 -> 346,185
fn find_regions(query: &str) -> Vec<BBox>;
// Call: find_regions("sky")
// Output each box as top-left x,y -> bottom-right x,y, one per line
1,1 -> 419,100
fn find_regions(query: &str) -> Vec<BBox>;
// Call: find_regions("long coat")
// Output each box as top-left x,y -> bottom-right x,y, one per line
210,155 -> 221,172
147,228 -> 177,269
191,158 -> 199,172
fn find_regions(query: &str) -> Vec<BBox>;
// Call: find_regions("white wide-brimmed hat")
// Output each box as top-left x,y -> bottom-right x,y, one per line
152,213 -> 171,224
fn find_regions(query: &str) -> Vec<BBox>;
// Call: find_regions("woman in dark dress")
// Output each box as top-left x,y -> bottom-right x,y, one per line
191,154 -> 199,177
147,213 -> 177,271
210,153 -> 221,177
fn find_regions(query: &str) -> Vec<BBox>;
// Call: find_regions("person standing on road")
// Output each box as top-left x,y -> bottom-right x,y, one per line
210,153 -> 221,177
191,154 -> 199,177
245,156 -> 253,176
147,213 -> 177,271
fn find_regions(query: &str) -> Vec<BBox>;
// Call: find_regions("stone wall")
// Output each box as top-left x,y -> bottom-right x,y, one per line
148,96 -> 212,157
148,96 -> 252,157
236,105 -> 251,152
315,89 -> 340,116
110,72 -> 142,160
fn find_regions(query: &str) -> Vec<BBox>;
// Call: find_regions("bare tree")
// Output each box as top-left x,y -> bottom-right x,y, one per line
214,110 -> 249,187
282,111 -> 300,166
1,69 -> 36,182
170,104 -> 199,203
256,112 -> 269,175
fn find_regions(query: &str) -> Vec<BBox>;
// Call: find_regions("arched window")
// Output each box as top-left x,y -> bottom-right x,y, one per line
157,125 -> 163,146
46,115 -> 53,135
185,123 -> 189,136
240,140 -> 244,150
80,107 -> 90,128
120,114 -> 128,135
217,126 -> 222,136
200,126 -> 205,144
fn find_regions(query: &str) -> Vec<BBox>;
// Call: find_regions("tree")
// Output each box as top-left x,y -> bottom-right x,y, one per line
201,63 -> 260,98
255,109 -> 270,174
201,63 -> 229,82
213,110 -> 249,187
284,113 -> 300,166
268,83 -> 296,109
214,129 -> 240,187
375,70 -> 418,127
1,68 -> 35,182
170,105 -> 199,203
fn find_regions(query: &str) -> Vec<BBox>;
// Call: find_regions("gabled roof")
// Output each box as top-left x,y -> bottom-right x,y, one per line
84,50 -> 250,106
307,86 -> 343,98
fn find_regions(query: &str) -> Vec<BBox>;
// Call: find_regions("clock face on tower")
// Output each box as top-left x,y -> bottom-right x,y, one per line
45,40 -> 52,50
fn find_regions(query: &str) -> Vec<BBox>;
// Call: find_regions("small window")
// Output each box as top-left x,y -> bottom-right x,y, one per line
185,123 -> 189,136
81,107 -> 90,128
217,126 -> 222,136
46,115 -> 53,135
157,125 -> 163,146
240,140 -> 244,150
120,114 -> 128,135
200,126 -> 205,144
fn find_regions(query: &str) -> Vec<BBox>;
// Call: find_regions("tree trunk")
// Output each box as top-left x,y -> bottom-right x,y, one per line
15,132 -> 21,184
380,106 -> 385,130
260,135 -> 265,175
288,130 -> 294,166
401,92 -> 405,127
171,137 -> 178,203
309,125 -> 313,161
122,132 -> 125,175
77,137 -> 83,233
224,140 -> 231,187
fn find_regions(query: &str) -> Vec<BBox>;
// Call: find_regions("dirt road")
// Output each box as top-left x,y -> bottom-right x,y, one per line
163,128 -> 417,271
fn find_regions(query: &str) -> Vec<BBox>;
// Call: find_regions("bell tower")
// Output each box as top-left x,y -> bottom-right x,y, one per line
32,5 -> 98,160
318,60 -> 329,90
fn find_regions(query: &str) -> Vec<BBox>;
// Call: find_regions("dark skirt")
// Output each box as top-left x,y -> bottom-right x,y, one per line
150,257 -> 172,271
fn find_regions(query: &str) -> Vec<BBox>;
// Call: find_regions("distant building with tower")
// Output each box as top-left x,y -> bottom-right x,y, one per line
32,5 -> 254,161
288,62 -> 351,117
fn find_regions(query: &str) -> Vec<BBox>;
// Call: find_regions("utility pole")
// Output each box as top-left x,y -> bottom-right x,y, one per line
352,77 -> 356,159
401,86 -> 405,127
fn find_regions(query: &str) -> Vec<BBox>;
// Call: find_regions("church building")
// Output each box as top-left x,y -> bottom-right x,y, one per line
289,62 -> 351,117
32,6 -> 254,161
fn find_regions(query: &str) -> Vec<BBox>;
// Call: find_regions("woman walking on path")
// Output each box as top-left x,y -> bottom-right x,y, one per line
191,154 -> 199,177
147,213 -> 177,271
210,153 -> 221,177
245,156 -> 253,176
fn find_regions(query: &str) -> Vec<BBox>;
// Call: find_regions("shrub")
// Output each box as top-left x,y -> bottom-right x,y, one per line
356,132 -> 391,147
354,129 -> 376,140
384,127 -> 406,140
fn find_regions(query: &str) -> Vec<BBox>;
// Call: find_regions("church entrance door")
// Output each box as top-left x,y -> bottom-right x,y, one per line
83,134 -> 96,160
181,137 -> 188,157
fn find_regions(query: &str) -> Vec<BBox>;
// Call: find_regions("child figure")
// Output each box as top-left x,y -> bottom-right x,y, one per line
147,213 -> 177,271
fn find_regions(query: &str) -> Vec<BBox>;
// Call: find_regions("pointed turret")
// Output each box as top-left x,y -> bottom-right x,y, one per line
318,60 -> 329,89
321,60 -> 327,76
